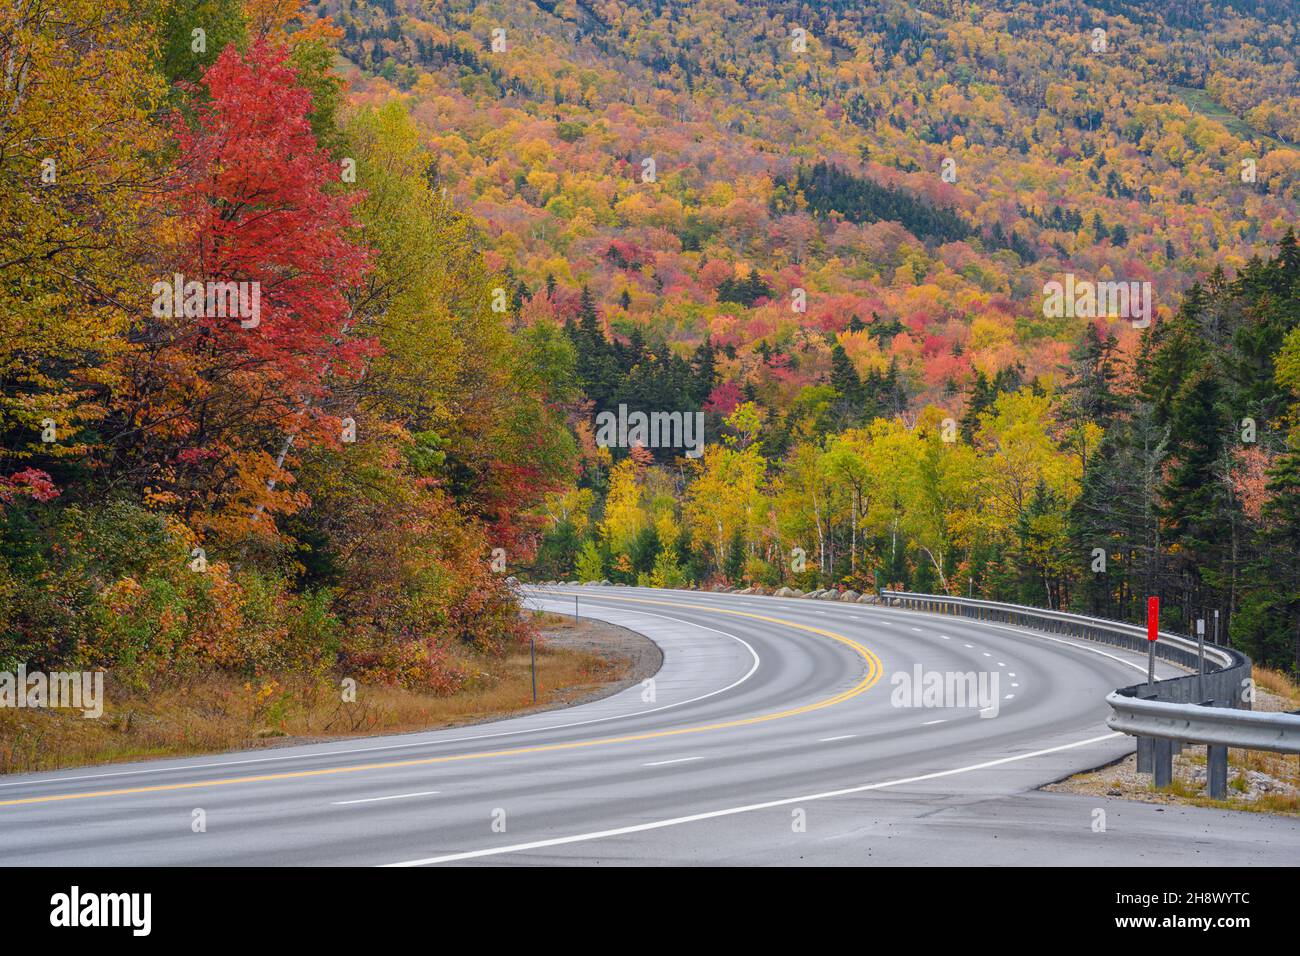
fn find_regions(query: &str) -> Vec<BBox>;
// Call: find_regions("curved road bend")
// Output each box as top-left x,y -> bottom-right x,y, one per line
0,584 -> 1295,865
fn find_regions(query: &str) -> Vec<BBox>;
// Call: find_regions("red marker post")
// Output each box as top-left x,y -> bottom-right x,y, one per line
1146,596 -> 1159,687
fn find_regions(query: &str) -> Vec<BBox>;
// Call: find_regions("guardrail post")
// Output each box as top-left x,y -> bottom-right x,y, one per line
1134,686 -> 1156,773
1153,737 -> 1173,788
1136,735 -> 1153,773
1207,743 -> 1228,799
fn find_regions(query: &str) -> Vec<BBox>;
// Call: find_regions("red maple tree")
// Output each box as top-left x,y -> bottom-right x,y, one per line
114,38 -> 375,538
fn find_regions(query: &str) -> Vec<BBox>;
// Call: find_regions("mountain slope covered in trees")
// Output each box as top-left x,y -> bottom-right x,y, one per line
4,0 -> 1300,690
304,0 -> 1300,670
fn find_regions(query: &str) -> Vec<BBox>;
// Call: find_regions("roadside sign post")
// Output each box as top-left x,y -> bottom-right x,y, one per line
531,634 -> 537,704
1196,618 -> 1206,702
1146,596 -> 1159,687
1135,596 -> 1160,775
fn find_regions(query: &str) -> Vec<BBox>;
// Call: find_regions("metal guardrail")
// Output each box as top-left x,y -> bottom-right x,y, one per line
1105,693 -> 1300,755
878,590 -> 1240,678
876,590 -> 1277,799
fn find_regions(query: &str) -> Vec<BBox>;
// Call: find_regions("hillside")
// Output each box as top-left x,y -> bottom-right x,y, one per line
304,0 -> 1300,669
322,0 -> 1300,404
3,0 -> 1298,696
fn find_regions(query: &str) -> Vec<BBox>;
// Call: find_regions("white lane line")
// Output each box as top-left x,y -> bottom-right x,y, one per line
2,604 -> 761,791
997,661 -> 1006,666
911,627 -> 923,632
644,756 -> 703,767
922,719 -> 946,725
1004,694 -> 1015,700
863,605 -> 1157,678
975,625 -> 1153,676
333,790 -> 441,806
963,644 -> 974,648
982,652 -> 991,657
757,593 -> 1154,676
383,733 -> 1124,866
818,734 -> 857,742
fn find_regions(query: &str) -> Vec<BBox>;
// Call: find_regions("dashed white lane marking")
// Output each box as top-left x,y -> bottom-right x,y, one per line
1004,694 -> 1015,700
911,627 -> 923,632
816,597 -> 1175,683
963,644 -> 974,648
1009,672 -> 1016,677
922,719 -> 946,726
940,635 -> 951,640
644,756 -> 704,767
333,790 -> 441,806
982,652 -> 991,657
997,661 -> 1006,666
1011,683 -> 1020,687
384,733 -> 1125,866
818,734 -> 857,742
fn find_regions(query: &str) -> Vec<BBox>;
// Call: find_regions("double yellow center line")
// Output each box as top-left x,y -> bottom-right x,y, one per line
0,592 -> 882,808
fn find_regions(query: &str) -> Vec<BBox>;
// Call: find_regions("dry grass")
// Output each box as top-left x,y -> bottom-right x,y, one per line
531,610 -> 579,629
0,642 -> 626,775
1253,665 -> 1300,709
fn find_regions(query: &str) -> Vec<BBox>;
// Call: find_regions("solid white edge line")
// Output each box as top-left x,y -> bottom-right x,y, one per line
0,600 -> 761,791
818,734 -> 857,742
381,732 -> 1123,866
333,790 -> 441,805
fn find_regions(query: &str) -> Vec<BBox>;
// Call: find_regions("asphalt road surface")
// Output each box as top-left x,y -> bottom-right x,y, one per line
2,585 -> 1296,865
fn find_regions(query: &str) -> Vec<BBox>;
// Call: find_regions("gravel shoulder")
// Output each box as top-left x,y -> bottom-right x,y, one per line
527,611 -> 664,711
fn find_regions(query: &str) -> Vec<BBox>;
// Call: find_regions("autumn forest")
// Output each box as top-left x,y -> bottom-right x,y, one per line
4,0 -> 1300,702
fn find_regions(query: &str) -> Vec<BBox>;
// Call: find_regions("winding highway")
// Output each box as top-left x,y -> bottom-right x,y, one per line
1,584 -> 1296,865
